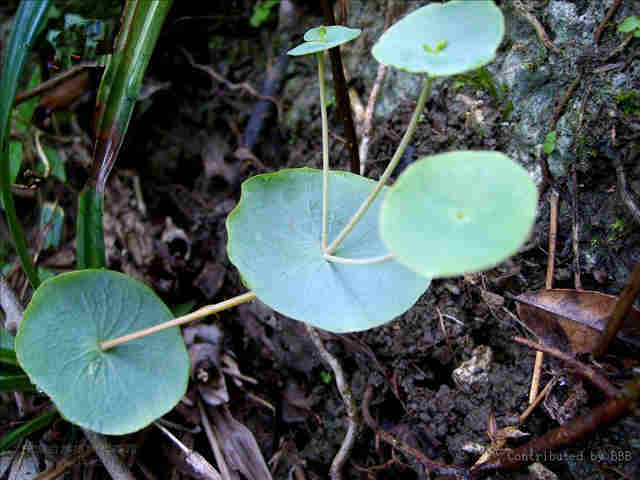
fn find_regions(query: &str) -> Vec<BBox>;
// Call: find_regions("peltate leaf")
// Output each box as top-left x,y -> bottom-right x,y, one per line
16,270 -> 189,435
226,168 -> 429,332
372,0 -> 504,76
287,26 -> 361,56
380,151 -> 537,278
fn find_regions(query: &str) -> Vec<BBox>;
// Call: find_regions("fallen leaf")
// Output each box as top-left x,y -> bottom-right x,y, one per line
516,289 -> 640,353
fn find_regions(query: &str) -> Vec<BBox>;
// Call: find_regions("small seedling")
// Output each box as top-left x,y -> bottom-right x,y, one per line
15,1 -> 537,435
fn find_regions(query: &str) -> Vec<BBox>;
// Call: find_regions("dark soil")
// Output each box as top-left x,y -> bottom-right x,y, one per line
1,1 -> 639,479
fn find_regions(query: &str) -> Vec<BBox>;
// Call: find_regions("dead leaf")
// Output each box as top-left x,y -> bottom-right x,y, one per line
187,327 -> 228,406
281,379 -> 315,424
516,289 -> 640,353
209,406 -> 273,480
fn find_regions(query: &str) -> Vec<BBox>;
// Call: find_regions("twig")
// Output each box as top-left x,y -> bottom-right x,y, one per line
551,75 -> 582,127
514,336 -> 620,397
530,190 -> 559,403
34,443 -> 94,480
155,422 -> 221,480
362,385 -> 467,478
513,1 -> 560,53
180,48 -> 281,120
594,0 -> 623,46
612,150 -> 640,225
320,0 -> 360,174
521,378 -> 556,424
570,159 -> 582,290
305,325 -> 358,480
470,376 -> 638,476
83,429 -> 136,480
593,263 -> 640,358
359,64 -> 387,175
545,191 -> 559,290
13,63 -> 98,106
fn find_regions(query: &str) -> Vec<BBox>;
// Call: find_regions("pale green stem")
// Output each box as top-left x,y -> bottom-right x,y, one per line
99,291 -> 256,351
325,76 -> 433,255
318,51 -> 330,251
324,253 -> 394,265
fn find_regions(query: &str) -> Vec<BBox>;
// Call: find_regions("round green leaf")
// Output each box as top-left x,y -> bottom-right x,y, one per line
371,1 -> 505,76
380,151 -> 538,278
226,168 -> 429,332
16,270 -> 189,435
287,26 -> 361,56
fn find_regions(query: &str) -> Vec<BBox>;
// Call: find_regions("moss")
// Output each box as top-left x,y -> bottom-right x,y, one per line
614,91 -> 640,116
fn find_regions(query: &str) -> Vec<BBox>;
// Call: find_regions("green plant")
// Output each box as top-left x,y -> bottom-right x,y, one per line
543,130 -> 557,154
618,15 -> 640,38
9,1 -> 537,435
614,90 -> 640,116
250,0 -> 280,28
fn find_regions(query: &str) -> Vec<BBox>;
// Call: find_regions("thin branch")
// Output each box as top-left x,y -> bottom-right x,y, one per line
13,63 -> 98,106
514,336 -> 620,397
594,0 -> 622,46
362,385 -> 467,478
613,150 -> 640,225
521,378 -> 556,424
359,64 -> 387,175
593,263 -> 640,358
320,0 -> 360,174
470,377 -> 638,476
181,48 -> 281,120
531,190 -> 559,404
305,325 -> 358,480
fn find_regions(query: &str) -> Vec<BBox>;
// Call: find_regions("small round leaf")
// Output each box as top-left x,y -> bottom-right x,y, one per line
226,168 -> 429,332
372,0 -> 505,76
16,270 -> 189,435
380,151 -> 538,278
287,26 -> 361,56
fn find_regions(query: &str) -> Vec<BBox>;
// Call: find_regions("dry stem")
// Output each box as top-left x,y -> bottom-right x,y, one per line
305,325 -> 358,480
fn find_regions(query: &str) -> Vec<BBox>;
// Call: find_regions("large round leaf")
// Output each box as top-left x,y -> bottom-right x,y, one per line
16,270 -> 189,435
371,0 -> 504,76
226,168 -> 429,332
380,151 -> 538,278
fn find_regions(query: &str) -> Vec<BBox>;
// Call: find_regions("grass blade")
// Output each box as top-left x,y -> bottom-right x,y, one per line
0,374 -> 35,392
77,0 -> 173,268
0,0 -> 52,289
0,410 -> 58,451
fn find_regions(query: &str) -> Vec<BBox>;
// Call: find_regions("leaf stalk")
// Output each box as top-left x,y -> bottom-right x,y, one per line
100,291 -> 256,351
325,75 -> 433,255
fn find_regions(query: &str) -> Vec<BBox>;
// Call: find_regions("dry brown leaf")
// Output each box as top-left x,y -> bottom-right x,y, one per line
516,289 -> 640,353
209,406 -> 273,480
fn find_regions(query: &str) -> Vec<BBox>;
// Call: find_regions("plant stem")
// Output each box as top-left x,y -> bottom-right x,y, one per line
324,253 -> 394,265
318,52 -> 330,251
99,291 -> 256,351
325,75 -> 433,255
